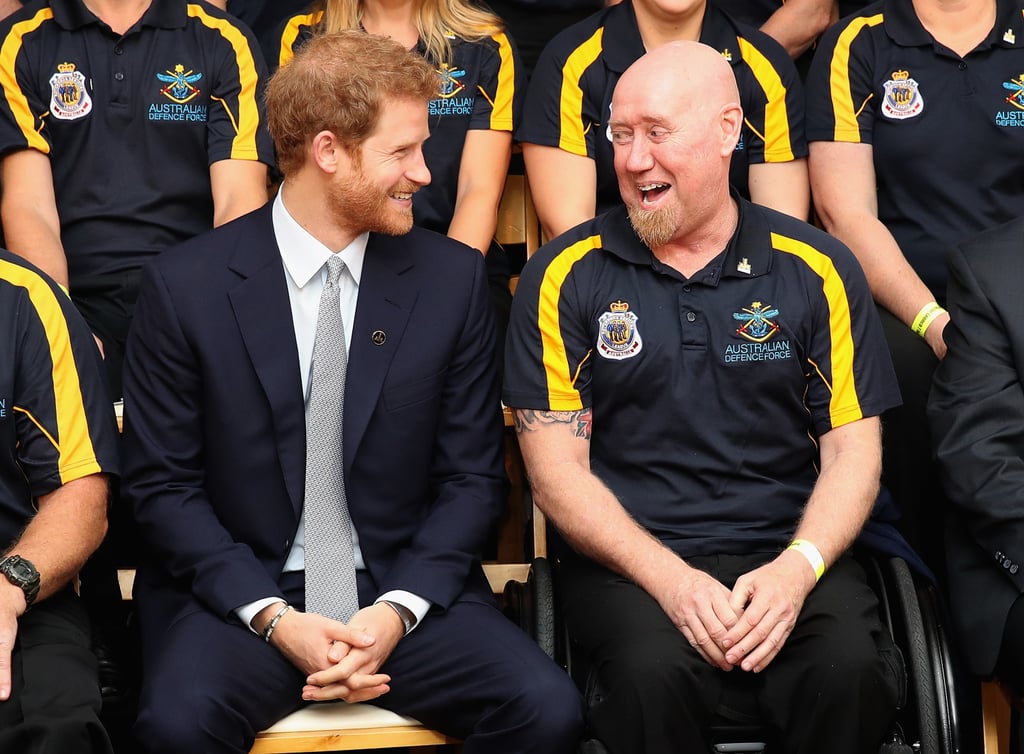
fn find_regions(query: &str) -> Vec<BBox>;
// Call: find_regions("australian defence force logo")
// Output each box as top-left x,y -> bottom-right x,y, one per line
49,62 -> 92,121
429,63 -> 473,117
881,70 -> 923,120
724,301 -> 792,363
597,301 -> 642,360
149,63 -> 208,122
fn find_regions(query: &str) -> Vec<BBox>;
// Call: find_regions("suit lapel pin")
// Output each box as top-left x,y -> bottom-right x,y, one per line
371,330 -> 386,346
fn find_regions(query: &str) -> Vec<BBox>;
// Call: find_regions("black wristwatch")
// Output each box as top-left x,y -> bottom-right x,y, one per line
0,555 -> 40,608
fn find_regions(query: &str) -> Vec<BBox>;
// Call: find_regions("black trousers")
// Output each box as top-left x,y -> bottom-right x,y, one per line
560,551 -> 900,754
0,589 -> 113,754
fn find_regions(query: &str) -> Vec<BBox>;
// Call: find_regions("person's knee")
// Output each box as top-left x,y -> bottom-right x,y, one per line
482,662 -> 584,752
135,683 -> 247,753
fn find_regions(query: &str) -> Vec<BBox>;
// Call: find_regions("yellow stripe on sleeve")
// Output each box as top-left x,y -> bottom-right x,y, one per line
737,36 -> 794,162
188,4 -> 262,159
829,14 -> 884,142
0,258 -> 101,483
770,232 -> 863,426
488,31 -> 516,131
277,11 -> 322,69
537,235 -> 603,410
0,8 -> 54,154
558,28 -> 603,155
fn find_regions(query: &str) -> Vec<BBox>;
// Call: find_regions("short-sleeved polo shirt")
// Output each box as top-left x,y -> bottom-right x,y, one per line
277,15 -> 523,236
503,199 -> 899,557
517,0 -> 807,215
805,0 -> 1024,298
0,0 -> 275,282
0,248 -> 118,548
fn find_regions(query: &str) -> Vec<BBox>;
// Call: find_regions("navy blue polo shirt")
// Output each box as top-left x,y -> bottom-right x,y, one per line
277,15 -> 523,237
0,0 -> 274,282
503,199 -> 900,557
0,249 -> 118,548
806,0 -> 1024,298
517,0 -> 807,215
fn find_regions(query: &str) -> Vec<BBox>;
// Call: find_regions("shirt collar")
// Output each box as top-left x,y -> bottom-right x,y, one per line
596,193 -> 772,281
273,189 -> 367,290
603,1 -> 742,74
883,0 -> 1023,50
53,0 -> 187,32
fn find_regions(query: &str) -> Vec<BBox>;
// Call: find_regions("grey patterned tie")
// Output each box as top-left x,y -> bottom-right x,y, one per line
303,254 -> 359,623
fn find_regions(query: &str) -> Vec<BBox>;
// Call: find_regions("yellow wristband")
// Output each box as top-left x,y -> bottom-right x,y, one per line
911,302 -> 946,338
787,539 -> 826,582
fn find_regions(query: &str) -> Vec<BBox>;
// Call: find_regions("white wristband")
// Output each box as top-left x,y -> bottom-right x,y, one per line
787,539 -> 826,582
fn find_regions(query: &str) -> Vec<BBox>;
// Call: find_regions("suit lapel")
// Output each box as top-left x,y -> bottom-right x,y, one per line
227,206 -> 306,516
344,232 -> 419,474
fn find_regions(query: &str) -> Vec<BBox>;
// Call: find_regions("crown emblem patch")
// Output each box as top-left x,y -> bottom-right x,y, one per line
49,62 -> 92,121
881,69 -> 923,120
597,301 -> 643,360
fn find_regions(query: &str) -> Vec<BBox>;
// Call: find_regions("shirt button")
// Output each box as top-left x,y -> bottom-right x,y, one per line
114,71 -> 124,81
682,286 -> 691,293
114,46 -> 124,55
958,62 -> 967,71
686,312 -> 697,322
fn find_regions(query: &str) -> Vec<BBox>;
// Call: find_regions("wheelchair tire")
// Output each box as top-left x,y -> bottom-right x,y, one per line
886,557 -> 943,754
530,556 -> 558,660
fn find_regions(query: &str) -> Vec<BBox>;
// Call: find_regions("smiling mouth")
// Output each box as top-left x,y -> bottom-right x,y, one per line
390,191 -> 413,201
639,183 -> 670,204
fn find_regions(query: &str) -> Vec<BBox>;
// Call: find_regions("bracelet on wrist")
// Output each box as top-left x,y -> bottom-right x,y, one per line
262,603 -> 292,643
911,301 -> 946,338
787,539 -> 826,583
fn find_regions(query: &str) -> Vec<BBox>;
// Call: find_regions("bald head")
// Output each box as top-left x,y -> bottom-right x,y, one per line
614,40 -> 740,128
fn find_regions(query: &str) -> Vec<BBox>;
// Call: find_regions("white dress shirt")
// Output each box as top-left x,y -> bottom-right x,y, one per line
235,189 -> 430,633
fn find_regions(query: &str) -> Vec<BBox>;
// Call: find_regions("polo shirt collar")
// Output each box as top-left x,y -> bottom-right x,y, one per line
51,0 -> 187,32
721,195 -> 772,280
883,0 -> 1023,50
603,1 -> 742,74
597,194 -> 772,281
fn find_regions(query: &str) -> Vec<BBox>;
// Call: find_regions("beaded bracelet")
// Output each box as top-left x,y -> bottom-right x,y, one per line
262,603 -> 292,643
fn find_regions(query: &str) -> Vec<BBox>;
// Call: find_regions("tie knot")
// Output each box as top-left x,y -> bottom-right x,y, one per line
325,255 -> 346,286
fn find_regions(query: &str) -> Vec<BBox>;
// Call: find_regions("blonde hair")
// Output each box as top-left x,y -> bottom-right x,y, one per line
266,30 -> 438,176
318,0 -> 503,67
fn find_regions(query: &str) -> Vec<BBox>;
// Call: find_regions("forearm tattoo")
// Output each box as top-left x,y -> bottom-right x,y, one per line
513,408 -> 592,440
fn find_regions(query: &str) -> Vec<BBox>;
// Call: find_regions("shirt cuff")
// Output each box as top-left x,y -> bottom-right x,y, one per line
375,590 -> 431,634
235,597 -> 287,635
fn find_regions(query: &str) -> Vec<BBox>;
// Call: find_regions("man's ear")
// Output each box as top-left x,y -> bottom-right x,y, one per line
311,130 -> 346,174
719,102 -> 744,157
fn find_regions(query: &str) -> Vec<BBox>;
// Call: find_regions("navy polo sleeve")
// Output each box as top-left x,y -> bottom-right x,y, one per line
805,8 -> 885,144
468,30 -> 521,133
190,4 -> 274,165
735,27 -> 807,164
517,22 -> 606,159
0,6 -> 57,157
5,254 -> 118,497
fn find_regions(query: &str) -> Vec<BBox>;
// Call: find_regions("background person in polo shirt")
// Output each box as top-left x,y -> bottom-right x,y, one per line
0,0 -> 274,399
0,249 -> 119,754
505,41 -> 901,754
517,0 -> 809,243
805,0 -> 1024,579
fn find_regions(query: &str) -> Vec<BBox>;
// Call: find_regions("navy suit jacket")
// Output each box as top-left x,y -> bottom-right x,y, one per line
928,217 -> 1024,677
122,203 -> 505,631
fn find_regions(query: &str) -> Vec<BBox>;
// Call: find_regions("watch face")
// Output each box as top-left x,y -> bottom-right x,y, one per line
9,561 -> 33,580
